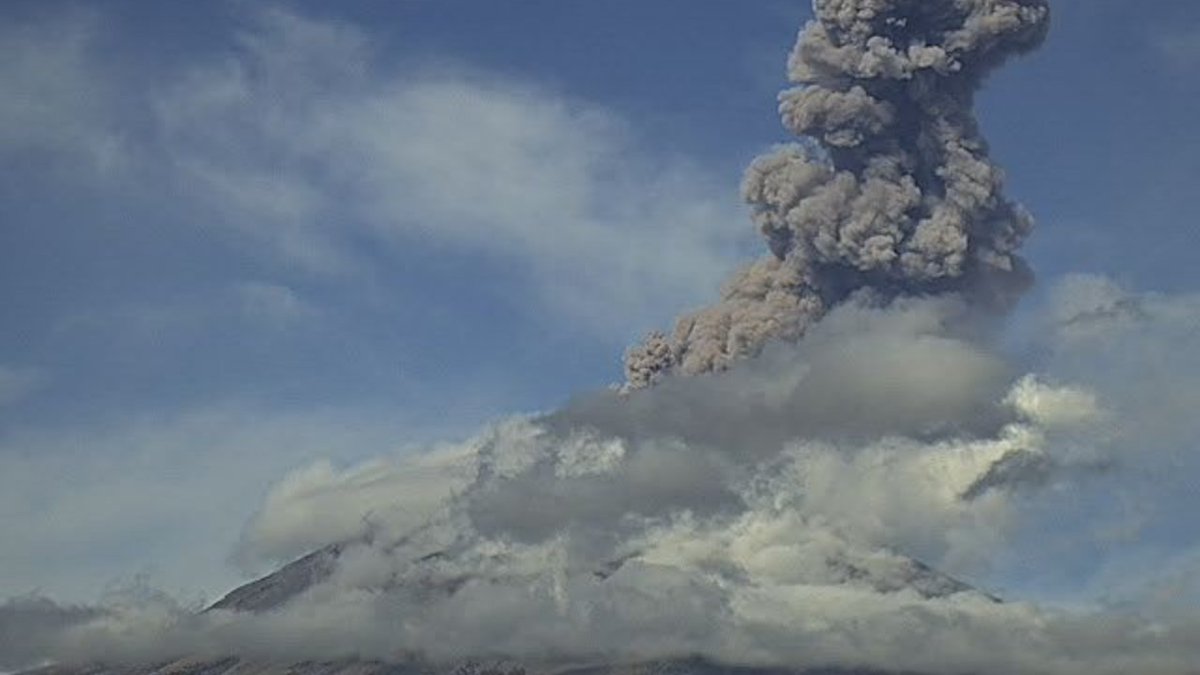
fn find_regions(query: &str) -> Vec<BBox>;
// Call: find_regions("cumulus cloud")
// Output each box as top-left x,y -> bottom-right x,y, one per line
8,298 -> 1200,672
0,296 -> 1161,667
9,579 -> 1200,675
12,289 -> 1194,674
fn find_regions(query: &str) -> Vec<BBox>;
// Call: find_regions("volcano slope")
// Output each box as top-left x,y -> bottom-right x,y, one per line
25,538 -> 991,675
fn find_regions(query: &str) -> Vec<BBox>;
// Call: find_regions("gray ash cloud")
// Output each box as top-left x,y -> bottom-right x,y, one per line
626,0 -> 1050,388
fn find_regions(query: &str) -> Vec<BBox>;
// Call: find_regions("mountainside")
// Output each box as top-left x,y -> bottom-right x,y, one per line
19,542 -> 990,675
206,542 -> 991,616
25,652 -> 906,675
206,545 -> 345,614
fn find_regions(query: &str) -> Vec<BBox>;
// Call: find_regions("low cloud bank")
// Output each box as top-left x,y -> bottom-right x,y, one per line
6,281 -> 1200,674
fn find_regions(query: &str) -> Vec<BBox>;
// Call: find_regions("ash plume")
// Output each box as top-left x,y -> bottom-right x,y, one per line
626,0 -> 1050,388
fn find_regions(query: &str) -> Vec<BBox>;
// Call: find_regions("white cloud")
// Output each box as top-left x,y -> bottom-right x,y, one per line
1044,274 -> 1200,457
5,284 -> 1200,673
0,366 -> 46,407
151,8 -> 749,336
1159,26 -> 1200,71
231,437 -> 479,571
235,282 -> 317,325
1004,374 -> 1102,430
0,11 -> 126,171
2,6 -> 749,345
0,5 -> 753,613
205,300 -> 1072,659
52,282 -> 317,350
0,403 -> 441,603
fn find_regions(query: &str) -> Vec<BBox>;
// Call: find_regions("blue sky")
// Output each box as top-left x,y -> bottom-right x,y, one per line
1,0 -> 1198,606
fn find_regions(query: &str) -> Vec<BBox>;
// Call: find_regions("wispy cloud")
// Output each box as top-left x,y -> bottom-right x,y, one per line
53,282 -> 318,348
1157,26 -> 1200,72
0,402 -> 445,603
0,365 -> 46,407
2,6 -> 750,346
0,10 -> 127,171
150,8 -> 750,336
235,282 -> 318,326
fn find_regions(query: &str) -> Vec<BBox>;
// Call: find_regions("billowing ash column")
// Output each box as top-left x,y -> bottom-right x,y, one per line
625,0 -> 1050,389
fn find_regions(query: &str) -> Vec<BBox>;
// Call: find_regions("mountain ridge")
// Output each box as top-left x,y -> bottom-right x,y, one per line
18,542 -> 993,675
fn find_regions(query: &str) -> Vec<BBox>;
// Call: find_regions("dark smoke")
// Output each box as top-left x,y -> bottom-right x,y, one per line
626,0 -> 1050,388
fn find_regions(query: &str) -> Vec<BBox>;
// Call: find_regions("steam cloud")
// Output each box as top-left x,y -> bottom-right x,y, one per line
13,287 -> 1200,674
626,0 -> 1049,387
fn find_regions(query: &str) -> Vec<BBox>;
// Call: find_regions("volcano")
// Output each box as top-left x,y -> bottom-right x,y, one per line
8,0 -> 1066,672
23,539 -> 994,675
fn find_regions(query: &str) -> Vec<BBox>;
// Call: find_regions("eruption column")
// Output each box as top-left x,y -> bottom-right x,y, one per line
626,0 -> 1050,388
